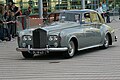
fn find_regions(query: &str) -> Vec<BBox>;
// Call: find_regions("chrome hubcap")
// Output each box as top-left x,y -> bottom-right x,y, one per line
104,35 -> 109,47
68,41 -> 75,57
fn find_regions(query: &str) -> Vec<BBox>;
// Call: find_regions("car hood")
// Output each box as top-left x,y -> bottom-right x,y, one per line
18,28 -> 36,37
41,21 -> 80,33
19,21 -> 80,36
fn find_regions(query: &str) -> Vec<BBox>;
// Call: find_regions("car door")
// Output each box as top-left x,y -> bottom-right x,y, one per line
90,12 -> 102,45
79,12 -> 95,48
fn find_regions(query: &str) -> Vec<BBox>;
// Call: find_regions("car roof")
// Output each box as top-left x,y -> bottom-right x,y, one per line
48,9 -> 97,15
60,9 -> 97,14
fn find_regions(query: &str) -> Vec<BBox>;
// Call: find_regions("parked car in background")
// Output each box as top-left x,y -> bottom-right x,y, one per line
16,9 -> 117,58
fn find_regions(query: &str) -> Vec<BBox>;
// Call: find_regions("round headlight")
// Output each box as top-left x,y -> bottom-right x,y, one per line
49,35 -> 58,41
54,36 -> 58,41
27,36 -> 32,41
49,36 -> 54,41
22,43 -> 26,47
23,36 -> 32,41
23,36 -> 27,41
54,42 -> 58,47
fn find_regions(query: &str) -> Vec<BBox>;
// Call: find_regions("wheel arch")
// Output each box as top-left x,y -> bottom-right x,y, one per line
69,37 -> 78,52
106,32 -> 112,45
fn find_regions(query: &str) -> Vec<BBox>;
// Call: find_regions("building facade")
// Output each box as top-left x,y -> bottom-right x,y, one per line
0,0 -> 116,17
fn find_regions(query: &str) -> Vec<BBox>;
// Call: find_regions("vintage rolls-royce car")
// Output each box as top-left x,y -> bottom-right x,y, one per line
16,9 -> 117,58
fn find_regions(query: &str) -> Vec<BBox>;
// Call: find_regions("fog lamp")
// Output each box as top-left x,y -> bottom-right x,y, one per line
54,42 -> 58,47
22,43 -> 26,48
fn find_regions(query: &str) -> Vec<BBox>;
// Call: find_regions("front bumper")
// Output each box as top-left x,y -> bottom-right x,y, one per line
16,46 -> 68,53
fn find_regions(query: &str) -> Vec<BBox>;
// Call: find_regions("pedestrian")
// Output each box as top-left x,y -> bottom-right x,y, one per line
11,2 -> 21,18
10,11 -> 16,38
43,8 -> 48,19
102,0 -> 107,22
102,0 -> 110,23
102,0 -> 107,13
0,5 -> 11,41
10,2 -> 21,37
23,6 -> 31,16
106,9 -> 110,23
4,10 -> 12,40
0,4 -> 4,40
8,1 -> 13,11
96,3 -> 105,21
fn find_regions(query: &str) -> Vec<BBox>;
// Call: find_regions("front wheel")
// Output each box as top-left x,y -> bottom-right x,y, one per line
22,51 -> 34,58
63,40 -> 76,58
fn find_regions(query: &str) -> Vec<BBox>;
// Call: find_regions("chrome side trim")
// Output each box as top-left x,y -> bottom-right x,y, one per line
16,47 -> 68,52
78,44 -> 103,51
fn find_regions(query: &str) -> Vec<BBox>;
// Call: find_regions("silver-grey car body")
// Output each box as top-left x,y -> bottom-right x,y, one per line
16,9 -> 117,58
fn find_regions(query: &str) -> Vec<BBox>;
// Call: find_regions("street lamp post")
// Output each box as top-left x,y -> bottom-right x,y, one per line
81,0 -> 85,9
38,0 -> 43,18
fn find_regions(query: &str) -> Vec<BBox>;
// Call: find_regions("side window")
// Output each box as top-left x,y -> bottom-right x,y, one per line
90,12 -> 100,23
75,14 -> 80,23
82,13 -> 91,24
97,13 -> 105,23
62,13 -> 77,22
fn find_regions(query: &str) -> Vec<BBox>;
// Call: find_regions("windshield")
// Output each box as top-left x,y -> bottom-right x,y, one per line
43,12 -> 80,26
59,12 -> 80,22
44,12 -> 60,23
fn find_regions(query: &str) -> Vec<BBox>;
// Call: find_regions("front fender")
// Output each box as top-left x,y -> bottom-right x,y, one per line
60,29 -> 78,47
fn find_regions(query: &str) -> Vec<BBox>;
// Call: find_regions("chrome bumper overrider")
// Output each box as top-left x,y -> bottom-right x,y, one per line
115,36 -> 117,41
16,47 -> 68,53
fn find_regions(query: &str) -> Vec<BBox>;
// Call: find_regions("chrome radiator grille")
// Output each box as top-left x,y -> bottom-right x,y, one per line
33,28 -> 47,48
